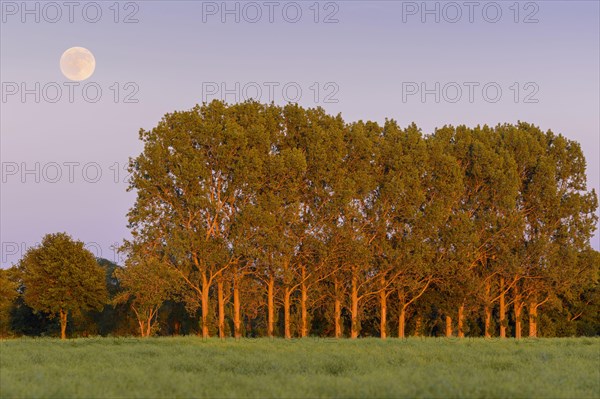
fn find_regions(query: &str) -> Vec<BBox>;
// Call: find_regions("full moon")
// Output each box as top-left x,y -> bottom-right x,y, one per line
60,47 -> 96,81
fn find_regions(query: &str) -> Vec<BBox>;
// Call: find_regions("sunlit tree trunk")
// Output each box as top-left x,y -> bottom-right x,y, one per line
217,279 -> 225,339
484,281 -> 491,338
514,286 -> 523,339
201,274 -> 210,338
379,275 -> 387,339
233,279 -> 241,338
499,277 -> 506,338
145,316 -> 153,337
398,306 -> 406,338
132,307 -> 147,337
334,277 -> 342,338
300,267 -> 308,337
528,300 -> 538,338
59,308 -> 67,340
267,275 -> 275,338
284,286 -> 291,339
138,320 -> 145,337
457,303 -> 465,338
350,271 -> 359,339
398,291 -> 406,338
445,316 -> 452,337
484,306 -> 492,338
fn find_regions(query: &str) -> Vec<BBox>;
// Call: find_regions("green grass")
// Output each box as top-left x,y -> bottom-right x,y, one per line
1,337 -> 599,398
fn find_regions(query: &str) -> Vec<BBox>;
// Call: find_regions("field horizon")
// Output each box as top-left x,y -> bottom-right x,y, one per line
1,337 -> 598,398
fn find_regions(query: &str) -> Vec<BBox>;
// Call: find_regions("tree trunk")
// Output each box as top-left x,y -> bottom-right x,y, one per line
59,309 -> 67,340
233,278 -> 241,339
217,279 -> 225,339
484,280 -> 491,338
445,316 -> 452,337
145,316 -> 152,337
300,268 -> 308,337
457,304 -> 465,338
201,290 -> 209,338
379,276 -> 387,339
334,277 -> 342,338
267,275 -> 275,338
284,286 -> 291,339
484,305 -> 492,338
514,285 -> 522,339
398,290 -> 406,338
499,277 -> 506,338
528,301 -> 538,338
398,306 -> 406,338
350,272 -> 359,339
200,273 -> 210,338
414,314 -> 422,337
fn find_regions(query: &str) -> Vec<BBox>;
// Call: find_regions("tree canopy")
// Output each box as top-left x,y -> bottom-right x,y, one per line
18,233 -> 108,339
123,101 -> 598,339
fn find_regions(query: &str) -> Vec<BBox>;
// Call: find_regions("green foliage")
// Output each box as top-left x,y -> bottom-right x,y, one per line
18,233 -> 108,334
114,249 -> 183,336
0,267 -> 20,337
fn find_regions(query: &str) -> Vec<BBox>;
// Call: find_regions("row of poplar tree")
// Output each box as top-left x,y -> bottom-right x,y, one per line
2,100 -> 598,339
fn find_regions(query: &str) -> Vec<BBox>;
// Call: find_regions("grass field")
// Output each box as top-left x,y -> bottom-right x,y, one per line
1,337 -> 599,398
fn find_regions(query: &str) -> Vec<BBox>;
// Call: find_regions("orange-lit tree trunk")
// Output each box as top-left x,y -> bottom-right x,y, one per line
59,308 -> 67,340
528,297 -> 548,338
499,277 -> 506,338
484,281 -> 491,338
514,286 -> 523,339
457,303 -> 465,338
267,275 -> 275,338
284,286 -> 292,339
379,275 -> 387,339
445,316 -> 453,337
131,306 -> 156,337
397,279 -> 431,339
484,307 -> 491,338
334,277 -> 342,338
201,274 -> 210,338
300,267 -> 308,337
145,315 -> 153,337
233,278 -> 241,338
217,279 -> 225,339
397,289 -> 406,338
528,301 -> 537,338
398,305 -> 406,338
350,271 -> 359,339
138,320 -> 146,337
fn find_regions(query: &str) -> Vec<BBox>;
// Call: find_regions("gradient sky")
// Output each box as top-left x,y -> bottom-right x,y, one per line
1,0 -> 599,267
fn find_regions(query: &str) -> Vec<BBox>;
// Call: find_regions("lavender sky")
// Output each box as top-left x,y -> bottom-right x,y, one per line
1,1 -> 599,267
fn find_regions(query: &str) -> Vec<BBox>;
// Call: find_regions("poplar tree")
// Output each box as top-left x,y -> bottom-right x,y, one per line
127,101 -> 278,337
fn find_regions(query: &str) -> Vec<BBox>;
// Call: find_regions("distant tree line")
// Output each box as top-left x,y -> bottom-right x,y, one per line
1,101 -> 598,339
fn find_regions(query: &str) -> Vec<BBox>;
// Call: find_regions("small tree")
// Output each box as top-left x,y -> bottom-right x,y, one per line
19,233 -> 108,339
114,251 -> 182,337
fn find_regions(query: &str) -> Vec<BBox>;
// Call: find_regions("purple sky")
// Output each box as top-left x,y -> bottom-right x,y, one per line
1,1 -> 599,267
